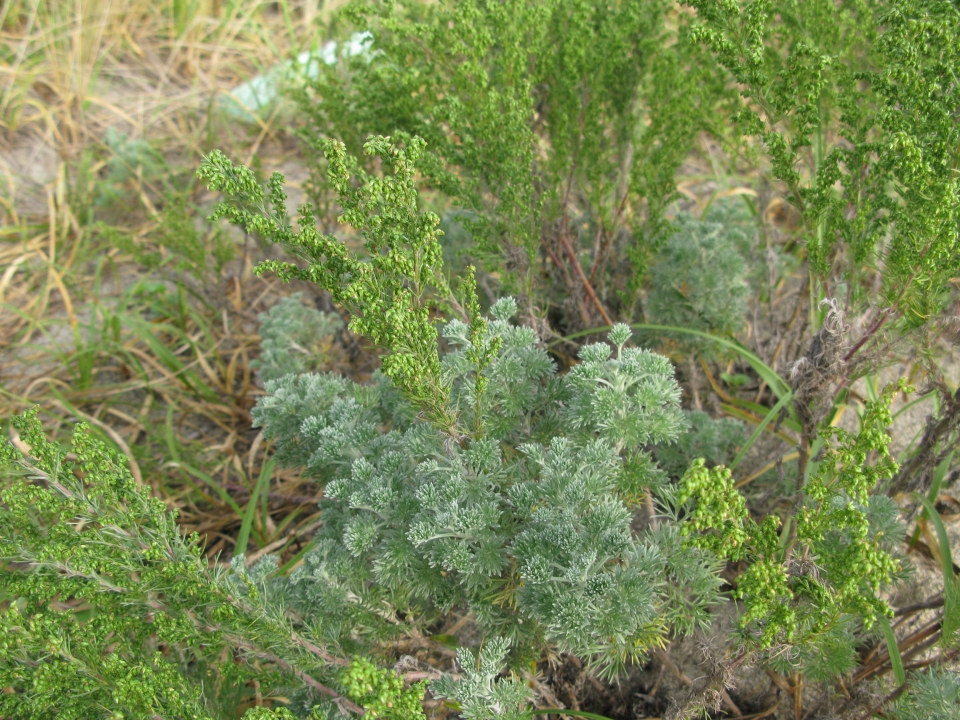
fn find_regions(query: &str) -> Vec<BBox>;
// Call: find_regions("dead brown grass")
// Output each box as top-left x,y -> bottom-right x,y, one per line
0,0 -> 354,565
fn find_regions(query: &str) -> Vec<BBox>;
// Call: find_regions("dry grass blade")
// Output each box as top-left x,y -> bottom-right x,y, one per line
1,0 -> 351,564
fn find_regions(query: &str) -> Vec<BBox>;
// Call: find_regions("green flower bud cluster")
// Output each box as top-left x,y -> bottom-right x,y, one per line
293,0 -> 731,309
341,658 -> 426,720
198,136 -> 459,430
0,409 -> 225,719
678,459 -> 751,558
683,0 -> 960,321
679,384 -> 906,652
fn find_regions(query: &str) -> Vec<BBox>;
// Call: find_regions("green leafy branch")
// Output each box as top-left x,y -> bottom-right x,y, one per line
679,383 -> 906,652
0,409 -> 365,719
198,135 -> 478,431
683,0 -> 960,322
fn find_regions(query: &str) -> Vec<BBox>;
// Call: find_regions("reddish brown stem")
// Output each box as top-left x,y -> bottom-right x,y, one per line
291,632 -> 348,666
842,308 -> 893,364
894,594 -> 945,617
588,189 -> 631,285
558,229 -> 613,326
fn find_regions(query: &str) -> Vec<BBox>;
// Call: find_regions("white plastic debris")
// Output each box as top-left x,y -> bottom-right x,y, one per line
219,31 -> 374,122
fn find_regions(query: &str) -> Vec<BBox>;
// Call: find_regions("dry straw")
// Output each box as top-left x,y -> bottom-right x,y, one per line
0,0 -> 347,560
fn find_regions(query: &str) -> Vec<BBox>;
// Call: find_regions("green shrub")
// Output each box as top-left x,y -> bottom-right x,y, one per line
678,383 -> 907,667
0,410 -> 285,719
204,137 -> 724,678
292,0 -> 731,324
6,0 -> 960,715
685,0 -> 960,324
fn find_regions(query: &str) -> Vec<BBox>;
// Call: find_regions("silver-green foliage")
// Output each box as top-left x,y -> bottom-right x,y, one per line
201,136 -> 723,678
431,638 -> 533,720
893,669 -> 960,720
645,213 -> 750,351
256,306 -> 723,678
253,293 -> 344,383
654,410 -> 746,480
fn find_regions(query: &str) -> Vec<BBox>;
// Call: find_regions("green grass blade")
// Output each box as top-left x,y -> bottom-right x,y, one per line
910,451 -> 956,546
729,391 -> 793,470
274,538 -> 317,577
632,324 -> 791,399
235,457 -> 276,561
719,403 -> 797,444
920,496 -> 960,647
179,462 -> 243,515
120,313 -> 220,402
891,391 -> 933,422
163,405 -> 240,513
877,615 -> 906,686
164,404 -> 181,462
724,396 -> 802,435
932,451 -> 955,497
527,710 -> 616,720
803,435 -> 826,486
